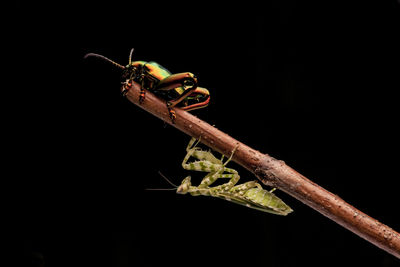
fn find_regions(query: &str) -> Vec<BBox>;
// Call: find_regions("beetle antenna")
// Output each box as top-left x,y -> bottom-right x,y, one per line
128,48 -> 134,65
84,53 -> 125,69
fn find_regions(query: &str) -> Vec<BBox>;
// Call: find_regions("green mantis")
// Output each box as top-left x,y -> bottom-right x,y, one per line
161,138 -> 293,215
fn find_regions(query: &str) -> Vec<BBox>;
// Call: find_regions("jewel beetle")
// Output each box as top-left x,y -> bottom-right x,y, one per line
85,49 -> 210,121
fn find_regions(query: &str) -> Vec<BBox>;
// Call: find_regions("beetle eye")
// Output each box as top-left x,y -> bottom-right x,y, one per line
122,66 -> 138,79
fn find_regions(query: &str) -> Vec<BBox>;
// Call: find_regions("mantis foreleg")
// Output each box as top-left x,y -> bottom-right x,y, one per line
182,138 -> 240,190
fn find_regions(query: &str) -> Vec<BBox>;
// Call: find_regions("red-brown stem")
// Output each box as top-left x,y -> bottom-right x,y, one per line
123,82 -> 400,258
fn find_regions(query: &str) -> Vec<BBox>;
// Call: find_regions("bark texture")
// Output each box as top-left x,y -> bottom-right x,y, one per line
123,82 -> 400,258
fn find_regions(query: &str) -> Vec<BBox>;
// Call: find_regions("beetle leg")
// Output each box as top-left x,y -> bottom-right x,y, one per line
139,73 -> 147,104
168,107 -> 176,123
120,77 -> 147,104
155,72 -> 198,121
121,79 -> 132,96
180,87 -> 210,111
138,71 -> 159,104
157,72 -> 198,107
157,73 -> 198,106
139,80 -> 146,104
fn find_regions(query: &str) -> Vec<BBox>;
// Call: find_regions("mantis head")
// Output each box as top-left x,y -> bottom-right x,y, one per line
176,176 -> 192,194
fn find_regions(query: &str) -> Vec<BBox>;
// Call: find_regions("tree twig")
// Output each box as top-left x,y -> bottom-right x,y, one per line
122,82 -> 400,258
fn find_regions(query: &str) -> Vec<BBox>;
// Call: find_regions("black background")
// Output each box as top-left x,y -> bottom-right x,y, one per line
4,1 -> 400,266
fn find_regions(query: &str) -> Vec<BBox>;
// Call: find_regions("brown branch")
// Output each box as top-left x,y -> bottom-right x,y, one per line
123,82 -> 400,258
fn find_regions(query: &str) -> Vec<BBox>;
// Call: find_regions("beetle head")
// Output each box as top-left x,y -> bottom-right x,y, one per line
122,48 -> 143,80
122,64 -> 139,80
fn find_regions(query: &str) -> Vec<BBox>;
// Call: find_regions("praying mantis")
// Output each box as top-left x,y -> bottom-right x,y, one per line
158,138 -> 293,215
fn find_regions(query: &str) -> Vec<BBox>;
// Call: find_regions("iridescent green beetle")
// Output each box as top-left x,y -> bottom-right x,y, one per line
85,49 -> 210,121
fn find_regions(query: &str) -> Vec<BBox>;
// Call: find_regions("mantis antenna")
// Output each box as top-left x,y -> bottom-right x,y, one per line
145,171 -> 178,191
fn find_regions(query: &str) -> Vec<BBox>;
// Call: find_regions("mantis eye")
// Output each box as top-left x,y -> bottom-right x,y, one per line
177,176 -> 191,194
